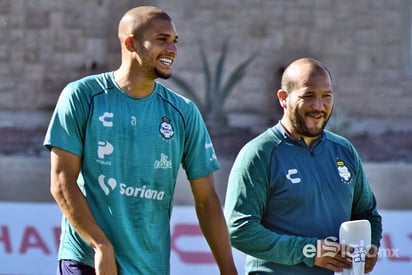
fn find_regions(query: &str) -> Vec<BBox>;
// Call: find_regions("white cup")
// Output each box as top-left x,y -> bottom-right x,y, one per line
334,220 -> 371,275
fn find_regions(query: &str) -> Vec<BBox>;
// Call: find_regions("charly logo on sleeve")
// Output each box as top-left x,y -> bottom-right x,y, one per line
99,112 -> 114,127
286,168 -> 302,184
159,116 -> 174,139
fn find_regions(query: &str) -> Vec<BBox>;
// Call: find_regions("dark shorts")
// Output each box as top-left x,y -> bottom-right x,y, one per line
57,260 -> 96,275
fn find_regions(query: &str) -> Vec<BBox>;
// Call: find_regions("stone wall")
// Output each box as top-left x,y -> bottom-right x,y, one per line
0,0 -> 411,125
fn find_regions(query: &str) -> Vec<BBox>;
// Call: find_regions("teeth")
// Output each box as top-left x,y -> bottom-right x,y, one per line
159,57 -> 172,65
308,112 -> 324,119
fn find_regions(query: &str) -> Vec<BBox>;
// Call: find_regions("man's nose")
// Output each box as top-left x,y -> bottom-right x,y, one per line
312,97 -> 325,110
166,42 -> 177,54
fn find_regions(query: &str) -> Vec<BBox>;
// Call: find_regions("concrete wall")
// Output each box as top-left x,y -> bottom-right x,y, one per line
1,0 -> 411,124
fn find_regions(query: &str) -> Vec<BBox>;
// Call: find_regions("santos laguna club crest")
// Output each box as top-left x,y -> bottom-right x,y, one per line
336,159 -> 353,185
159,116 -> 174,139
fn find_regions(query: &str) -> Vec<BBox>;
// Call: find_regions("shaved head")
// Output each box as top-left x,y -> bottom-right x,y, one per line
114,6 -> 178,86
118,6 -> 172,41
281,58 -> 332,93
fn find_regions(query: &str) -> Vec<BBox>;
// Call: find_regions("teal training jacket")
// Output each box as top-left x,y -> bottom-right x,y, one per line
224,122 -> 382,275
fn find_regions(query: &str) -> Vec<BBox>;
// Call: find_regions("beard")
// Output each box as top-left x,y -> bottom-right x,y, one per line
154,67 -> 171,79
291,107 -> 332,138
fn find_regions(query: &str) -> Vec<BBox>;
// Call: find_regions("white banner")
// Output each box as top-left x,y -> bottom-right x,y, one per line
0,202 -> 411,274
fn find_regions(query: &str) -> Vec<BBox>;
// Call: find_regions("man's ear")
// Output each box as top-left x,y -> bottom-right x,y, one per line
277,89 -> 288,108
124,35 -> 136,52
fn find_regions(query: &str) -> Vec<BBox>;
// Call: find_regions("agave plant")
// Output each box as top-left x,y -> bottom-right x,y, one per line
169,41 -> 257,133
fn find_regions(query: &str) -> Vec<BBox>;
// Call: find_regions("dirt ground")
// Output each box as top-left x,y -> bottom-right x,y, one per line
1,126 -> 412,162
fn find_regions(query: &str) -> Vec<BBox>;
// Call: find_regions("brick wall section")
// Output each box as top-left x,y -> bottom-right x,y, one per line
0,0 -> 411,123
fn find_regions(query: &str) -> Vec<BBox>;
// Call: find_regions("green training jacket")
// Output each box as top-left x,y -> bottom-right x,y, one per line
224,122 -> 382,274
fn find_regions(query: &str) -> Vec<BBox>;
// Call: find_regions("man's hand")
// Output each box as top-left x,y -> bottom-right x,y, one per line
314,239 -> 352,272
365,245 -> 378,273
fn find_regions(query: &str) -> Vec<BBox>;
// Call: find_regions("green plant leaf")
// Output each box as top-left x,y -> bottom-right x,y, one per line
199,45 -> 212,113
168,40 -> 258,132
218,52 -> 257,104
214,41 -> 228,99
169,74 -> 204,112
